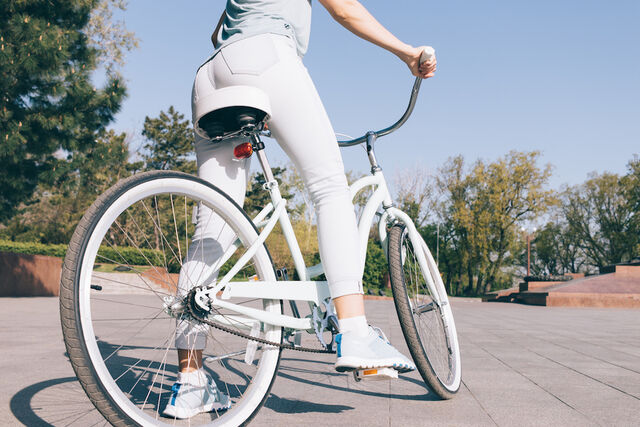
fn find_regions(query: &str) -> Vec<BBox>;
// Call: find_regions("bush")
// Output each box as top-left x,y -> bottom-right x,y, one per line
96,246 -> 176,272
0,239 -> 175,272
297,238 -> 389,295
0,239 -> 67,258
363,239 -> 388,294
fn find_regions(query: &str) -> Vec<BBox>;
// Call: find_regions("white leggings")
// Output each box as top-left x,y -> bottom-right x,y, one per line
176,34 -> 362,350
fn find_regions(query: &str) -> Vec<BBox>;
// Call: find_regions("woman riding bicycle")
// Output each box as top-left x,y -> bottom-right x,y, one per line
164,0 -> 437,418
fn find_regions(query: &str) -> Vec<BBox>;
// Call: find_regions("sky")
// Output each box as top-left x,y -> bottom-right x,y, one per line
110,0 -> 640,189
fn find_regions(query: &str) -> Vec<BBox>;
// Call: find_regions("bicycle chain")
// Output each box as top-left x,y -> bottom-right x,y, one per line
186,289 -> 336,354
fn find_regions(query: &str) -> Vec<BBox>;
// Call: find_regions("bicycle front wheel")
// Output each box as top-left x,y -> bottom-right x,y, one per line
387,224 -> 461,398
59,170 -> 282,426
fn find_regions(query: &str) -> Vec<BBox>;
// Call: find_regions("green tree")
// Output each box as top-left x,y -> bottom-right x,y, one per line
626,156 -> 640,212
1,130 -> 135,243
142,106 -> 196,173
563,171 -> 639,268
625,156 -> 640,258
363,237 -> 388,295
436,152 -> 555,295
531,218 -> 586,276
244,167 -> 294,216
0,0 -> 133,222
394,166 -> 433,228
85,0 -> 138,73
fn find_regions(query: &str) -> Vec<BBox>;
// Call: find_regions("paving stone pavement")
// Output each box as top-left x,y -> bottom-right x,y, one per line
1,297 -> 639,426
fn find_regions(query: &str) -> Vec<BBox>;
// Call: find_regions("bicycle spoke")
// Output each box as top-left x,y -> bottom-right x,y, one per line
91,272 -> 173,297
123,205 -> 178,292
63,173 -> 282,425
101,306 -> 168,362
140,199 -> 184,271
113,326 -> 177,383
91,297 -> 163,311
139,325 -> 179,415
389,223 -> 459,395
170,195 -> 183,264
100,229 -> 168,301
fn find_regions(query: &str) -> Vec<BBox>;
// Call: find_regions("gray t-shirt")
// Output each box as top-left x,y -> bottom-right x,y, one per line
216,0 -> 312,57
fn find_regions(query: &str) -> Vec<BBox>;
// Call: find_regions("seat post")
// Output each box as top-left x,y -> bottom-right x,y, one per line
250,133 -> 275,183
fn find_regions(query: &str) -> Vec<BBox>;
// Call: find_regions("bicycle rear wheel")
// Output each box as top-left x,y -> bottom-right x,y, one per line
387,224 -> 461,399
59,170 -> 282,426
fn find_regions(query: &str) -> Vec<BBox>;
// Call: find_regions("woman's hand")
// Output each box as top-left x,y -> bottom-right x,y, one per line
402,46 -> 437,79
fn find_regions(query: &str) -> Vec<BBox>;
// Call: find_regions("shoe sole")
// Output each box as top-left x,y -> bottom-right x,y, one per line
335,356 -> 416,373
163,399 -> 231,419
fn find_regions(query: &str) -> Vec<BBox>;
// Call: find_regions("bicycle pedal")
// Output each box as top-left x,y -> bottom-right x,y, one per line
353,367 -> 398,382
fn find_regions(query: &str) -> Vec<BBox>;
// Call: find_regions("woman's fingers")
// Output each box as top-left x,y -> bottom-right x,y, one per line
419,59 -> 436,73
416,62 -> 436,78
419,59 -> 436,71
403,46 -> 437,78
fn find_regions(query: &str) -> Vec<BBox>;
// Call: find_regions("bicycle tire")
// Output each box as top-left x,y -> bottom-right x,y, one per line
387,224 -> 461,399
59,170 -> 282,426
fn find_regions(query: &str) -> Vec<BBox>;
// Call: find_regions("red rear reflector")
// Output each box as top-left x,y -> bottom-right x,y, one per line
234,143 -> 253,159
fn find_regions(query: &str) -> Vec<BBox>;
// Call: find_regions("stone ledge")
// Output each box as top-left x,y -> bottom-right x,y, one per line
0,251 -> 62,297
546,292 -> 640,308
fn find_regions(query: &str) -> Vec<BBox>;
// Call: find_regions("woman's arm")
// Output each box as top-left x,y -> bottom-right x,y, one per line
318,0 -> 436,78
211,11 -> 227,48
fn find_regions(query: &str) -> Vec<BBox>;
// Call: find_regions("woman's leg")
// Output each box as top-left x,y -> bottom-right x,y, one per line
174,134 -> 251,370
201,34 -> 413,374
212,35 -> 364,309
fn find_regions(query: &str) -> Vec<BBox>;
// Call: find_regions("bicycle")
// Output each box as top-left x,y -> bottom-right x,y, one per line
59,47 -> 461,426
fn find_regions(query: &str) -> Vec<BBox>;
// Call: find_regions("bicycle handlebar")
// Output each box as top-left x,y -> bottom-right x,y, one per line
337,47 -> 434,147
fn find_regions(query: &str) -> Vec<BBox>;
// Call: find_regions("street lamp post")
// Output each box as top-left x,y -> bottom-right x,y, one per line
526,233 -> 531,277
436,222 -> 440,266
522,227 -> 537,278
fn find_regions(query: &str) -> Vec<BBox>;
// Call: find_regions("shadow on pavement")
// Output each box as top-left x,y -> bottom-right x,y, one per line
277,356 -> 439,402
9,345 -> 434,425
265,394 -> 354,414
10,376 -> 102,427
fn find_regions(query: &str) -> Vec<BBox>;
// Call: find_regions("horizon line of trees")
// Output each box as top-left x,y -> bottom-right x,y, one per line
1,103 -> 637,296
1,1 -> 638,296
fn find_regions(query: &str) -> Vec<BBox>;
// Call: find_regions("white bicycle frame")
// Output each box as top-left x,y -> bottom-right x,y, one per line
197,164 -> 442,333
196,73 -> 440,334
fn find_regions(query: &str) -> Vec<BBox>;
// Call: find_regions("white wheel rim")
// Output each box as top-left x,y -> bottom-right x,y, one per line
77,177 -> 281,426
404,229 -> 461,392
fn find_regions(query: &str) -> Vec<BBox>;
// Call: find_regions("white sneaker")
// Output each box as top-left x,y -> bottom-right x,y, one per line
334,326 -> 416,373
162,371 -> 231,419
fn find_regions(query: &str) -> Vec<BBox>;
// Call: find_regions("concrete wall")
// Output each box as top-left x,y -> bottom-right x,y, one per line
616,265 -> 640,278
547,292 -> 640,308
0,252 -> 62,297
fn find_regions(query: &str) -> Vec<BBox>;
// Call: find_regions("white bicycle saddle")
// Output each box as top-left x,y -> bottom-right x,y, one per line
192,64 -> 272,141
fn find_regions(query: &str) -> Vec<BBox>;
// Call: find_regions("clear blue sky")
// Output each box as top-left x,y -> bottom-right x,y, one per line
112,0 -> 640,188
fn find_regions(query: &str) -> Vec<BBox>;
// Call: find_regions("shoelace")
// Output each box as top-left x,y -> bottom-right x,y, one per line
170,383 -> 182,405
170,383 -> 181,396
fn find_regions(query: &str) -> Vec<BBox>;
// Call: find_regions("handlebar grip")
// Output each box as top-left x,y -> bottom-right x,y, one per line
420,46 -> 436,65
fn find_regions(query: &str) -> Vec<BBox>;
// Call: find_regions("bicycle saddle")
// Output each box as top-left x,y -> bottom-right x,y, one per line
193,84 -> 272,141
